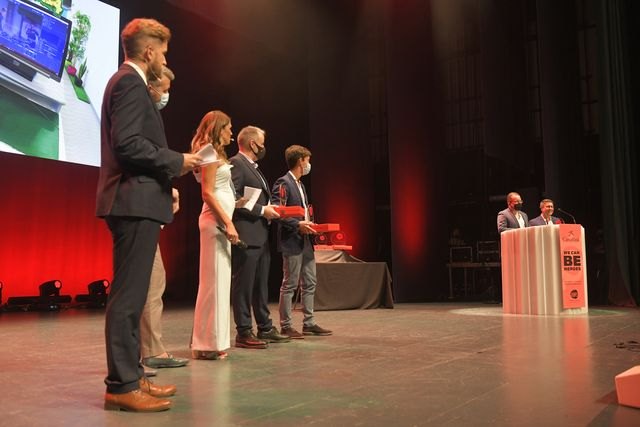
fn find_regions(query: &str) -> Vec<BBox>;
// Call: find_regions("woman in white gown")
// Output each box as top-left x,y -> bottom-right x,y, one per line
190,110 -> 238,360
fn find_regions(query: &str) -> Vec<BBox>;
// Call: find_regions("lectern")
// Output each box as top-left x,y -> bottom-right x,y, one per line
500,224 -> 588,315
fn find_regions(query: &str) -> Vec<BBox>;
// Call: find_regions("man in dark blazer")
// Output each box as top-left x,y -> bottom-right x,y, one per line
96,18 -> 200,412
271,145 -> 332,339
229,126 -> 290,349
497,192 -> 529,234
529,198 -> 563,226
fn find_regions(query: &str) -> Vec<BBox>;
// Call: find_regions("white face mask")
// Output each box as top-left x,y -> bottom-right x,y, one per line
155,92 -> 170,110
302,162 -> 311,176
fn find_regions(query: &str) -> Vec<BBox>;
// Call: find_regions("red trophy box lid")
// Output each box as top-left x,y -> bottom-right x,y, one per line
274,206 -> 305,218
311,223 -> 340,233
331,245 -> 352,251
313,245 -> 334,251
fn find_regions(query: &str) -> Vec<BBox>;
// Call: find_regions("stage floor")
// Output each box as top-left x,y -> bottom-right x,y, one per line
1,303 -> 639,426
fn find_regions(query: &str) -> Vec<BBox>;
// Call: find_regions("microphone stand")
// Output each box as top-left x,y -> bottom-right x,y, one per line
557,208 -> 576,224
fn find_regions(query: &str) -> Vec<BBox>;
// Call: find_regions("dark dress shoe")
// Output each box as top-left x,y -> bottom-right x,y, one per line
235,331 -> 268,349
143,354 -> 189,368
139,377 -> 177,398
302,324 -> 333,336
192,350 -> 228,360
281,327 -> 304,339
104,389 -> 172,412
258,327 -> 292,343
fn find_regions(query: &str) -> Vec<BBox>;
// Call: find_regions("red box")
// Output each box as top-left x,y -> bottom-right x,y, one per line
274,206 -> 305,218
313,245 -> 334,251
311,223 -> 340,233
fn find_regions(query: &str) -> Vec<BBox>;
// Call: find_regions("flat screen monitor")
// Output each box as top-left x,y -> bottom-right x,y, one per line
0,0 -> 72,81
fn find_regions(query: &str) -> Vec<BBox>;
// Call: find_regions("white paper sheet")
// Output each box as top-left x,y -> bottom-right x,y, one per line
243,186 -> 262,211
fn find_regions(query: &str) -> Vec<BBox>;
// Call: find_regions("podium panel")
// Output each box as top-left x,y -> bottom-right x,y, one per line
500,225 -> 588,315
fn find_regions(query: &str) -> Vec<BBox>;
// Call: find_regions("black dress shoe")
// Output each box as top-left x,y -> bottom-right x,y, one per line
257,327 -> 292,343
235,332 -> 268,349
302,324 -> 333,336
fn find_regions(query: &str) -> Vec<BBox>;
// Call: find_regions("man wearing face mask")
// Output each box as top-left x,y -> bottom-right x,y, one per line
96,18 -> 201,412
139,65 -> 189,373
271,145 -> 332,338
148,65 -> 173,111
497,192 -> 529,234
229,126 -> 290,349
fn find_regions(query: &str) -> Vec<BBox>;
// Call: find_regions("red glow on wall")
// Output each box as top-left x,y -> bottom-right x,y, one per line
392,167 -> 429,266
0,155 -> 112,302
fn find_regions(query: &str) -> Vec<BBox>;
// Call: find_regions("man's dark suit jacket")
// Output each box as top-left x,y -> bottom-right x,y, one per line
96,63 -> 182,222
229,153 -> 270,247
497,208 -> 529,234
529,215 -> 562,226
271,172 -> 311,256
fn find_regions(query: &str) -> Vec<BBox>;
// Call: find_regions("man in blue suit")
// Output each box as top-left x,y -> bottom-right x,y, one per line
529,198 -> 562,226
271,145 -> 332,339
497,192 -> 529,234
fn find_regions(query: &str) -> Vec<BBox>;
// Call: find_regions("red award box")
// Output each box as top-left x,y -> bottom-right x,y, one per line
311,223 -> 340,233
274,206 -> 305,218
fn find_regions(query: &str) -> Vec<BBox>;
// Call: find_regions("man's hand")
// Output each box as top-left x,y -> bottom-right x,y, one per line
235,197 -> 248,208
262,205 -> 281,220
298,220 -> 318,235
180,153 -> 203,176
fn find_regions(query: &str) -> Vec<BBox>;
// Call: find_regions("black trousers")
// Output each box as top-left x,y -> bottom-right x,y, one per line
231,240 -> 273,334
104,216 -> 160,394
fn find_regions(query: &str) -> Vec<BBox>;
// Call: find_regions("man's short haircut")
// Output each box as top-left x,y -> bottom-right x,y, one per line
121,18 -> 171,60
237,126 -> 266,149
506,192 -> 520,203
285,145 -> 312,170
149,66 -> 175,88
539,198 -> 554,209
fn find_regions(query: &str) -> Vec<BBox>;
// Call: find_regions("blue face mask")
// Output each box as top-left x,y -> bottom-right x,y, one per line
155,92 -> 170,110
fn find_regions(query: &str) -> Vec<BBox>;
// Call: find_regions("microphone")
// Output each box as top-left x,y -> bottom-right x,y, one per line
216,225 -> 247,249
556,208 -> 576,224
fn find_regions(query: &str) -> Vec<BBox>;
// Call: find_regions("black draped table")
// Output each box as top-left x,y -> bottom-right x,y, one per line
313,250 -> 394,310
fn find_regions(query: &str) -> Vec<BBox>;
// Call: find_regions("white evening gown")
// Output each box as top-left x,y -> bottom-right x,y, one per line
191,160 -> 234,351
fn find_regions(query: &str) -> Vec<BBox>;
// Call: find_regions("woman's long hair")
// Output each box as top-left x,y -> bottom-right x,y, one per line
190,110 -> 231,162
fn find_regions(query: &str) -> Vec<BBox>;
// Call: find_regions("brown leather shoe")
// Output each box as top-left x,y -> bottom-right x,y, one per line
104,389 -> 172,412
139,377 -> 177,397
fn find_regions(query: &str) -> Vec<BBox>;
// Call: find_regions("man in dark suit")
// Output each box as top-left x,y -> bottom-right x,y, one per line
497,192 -> 529,234
529,198 -> 563,226
96,18 -> 200,412
271,145 -> 332,338
229,126 -> 290,349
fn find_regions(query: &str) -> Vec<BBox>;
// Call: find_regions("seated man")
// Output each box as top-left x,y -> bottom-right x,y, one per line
497,192 -> 529,234
529,198 -> 562,226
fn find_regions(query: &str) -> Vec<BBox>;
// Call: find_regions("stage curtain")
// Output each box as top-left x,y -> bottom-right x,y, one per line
597,0 -> 640,305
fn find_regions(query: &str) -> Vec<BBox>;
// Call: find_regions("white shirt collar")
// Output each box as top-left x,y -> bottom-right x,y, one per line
239,151 -> 256,165
124,61 -> 148,85
288,170 -> 300,183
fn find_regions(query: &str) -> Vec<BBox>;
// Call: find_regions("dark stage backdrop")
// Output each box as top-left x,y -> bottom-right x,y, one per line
0,0 -> 445,303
